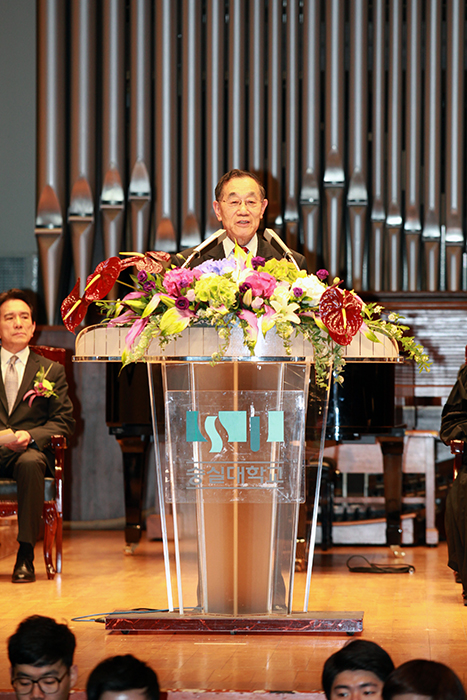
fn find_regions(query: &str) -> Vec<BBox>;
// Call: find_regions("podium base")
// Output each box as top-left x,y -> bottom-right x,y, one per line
105,611 -> 363,635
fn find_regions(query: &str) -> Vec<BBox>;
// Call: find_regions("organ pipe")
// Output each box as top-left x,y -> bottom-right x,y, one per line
35,0 -> 66,325
129,0 -> 152,254
68,0 -> 96,297
32,0 -> 467,315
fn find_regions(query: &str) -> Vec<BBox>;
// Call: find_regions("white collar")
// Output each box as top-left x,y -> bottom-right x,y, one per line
223,234 -> 258,258
1,346 -> 30,367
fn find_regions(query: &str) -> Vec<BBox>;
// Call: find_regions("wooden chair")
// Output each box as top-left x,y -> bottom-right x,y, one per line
0,345 -> 68,580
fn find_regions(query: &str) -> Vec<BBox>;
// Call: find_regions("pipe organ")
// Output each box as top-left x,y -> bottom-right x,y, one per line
36,0 -> 467,323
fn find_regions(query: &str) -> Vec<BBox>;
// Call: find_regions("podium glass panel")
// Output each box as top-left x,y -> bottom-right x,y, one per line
150,359 -> 329,615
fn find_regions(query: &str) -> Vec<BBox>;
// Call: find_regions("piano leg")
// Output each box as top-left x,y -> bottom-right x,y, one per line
378,436 -> 404,546
117,436 -> 150,550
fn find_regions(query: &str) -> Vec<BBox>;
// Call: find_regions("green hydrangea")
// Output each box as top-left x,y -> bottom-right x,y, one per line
260,258 -> 302,283
194,275 -> 238,309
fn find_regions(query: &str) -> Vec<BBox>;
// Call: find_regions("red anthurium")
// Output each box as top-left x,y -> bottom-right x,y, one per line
318,285 -> 363,345
60,279 -> 90,332
84,256 -> 122,301
120,251 -> 172,275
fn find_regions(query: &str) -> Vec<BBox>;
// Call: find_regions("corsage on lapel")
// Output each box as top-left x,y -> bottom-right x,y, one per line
23,366 -> 58,407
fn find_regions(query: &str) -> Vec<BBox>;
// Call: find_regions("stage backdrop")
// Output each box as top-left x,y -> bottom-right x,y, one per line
33,0 -> 467,325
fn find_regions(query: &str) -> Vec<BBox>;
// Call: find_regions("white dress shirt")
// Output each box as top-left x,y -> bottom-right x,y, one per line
223,235 -> 258,258
1,346 -> 30,390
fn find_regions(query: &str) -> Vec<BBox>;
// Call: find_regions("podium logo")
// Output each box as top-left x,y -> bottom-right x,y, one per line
186,410 -> 284,453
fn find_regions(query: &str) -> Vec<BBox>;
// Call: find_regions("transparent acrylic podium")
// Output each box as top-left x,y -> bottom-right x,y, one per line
74,323 -> 398,632
160,359 -> 316,616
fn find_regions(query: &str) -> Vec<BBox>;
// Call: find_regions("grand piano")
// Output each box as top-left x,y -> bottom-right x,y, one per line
325,363 -> 406,545
105,362 -> 164,551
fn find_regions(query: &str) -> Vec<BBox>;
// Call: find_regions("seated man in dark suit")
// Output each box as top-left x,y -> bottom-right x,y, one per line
176,169 -> 308,271
0,289 -> 75,583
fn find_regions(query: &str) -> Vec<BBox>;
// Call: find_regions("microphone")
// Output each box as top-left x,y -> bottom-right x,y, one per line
179,229 -> 226,268
263,228 -> 300,271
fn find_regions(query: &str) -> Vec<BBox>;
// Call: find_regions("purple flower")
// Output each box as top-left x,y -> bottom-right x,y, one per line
239,282 -> 252,295
316,269 -> 329,281
293,287 -> 303,297
143,280 -> 156,292
252,256 -> 266,270
195,258 -> 236,276
137,270 -> 148,283
175,296 -> 190,310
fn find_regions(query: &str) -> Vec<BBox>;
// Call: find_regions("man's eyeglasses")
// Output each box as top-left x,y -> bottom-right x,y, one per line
12,671 -> 69,695
220,199 -> 262,211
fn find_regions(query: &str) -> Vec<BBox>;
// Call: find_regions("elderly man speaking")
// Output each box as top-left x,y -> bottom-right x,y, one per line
177,169 -> 308,271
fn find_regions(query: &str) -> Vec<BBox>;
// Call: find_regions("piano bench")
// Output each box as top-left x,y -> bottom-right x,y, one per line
323,430 -> 438,546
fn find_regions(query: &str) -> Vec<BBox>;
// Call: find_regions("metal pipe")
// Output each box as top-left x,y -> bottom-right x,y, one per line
300,0 -> 321,273
129,0 -> 152,254
35,0 -> 66,324
154,0 -> 178,250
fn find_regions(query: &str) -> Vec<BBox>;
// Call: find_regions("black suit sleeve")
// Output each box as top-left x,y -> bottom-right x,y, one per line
440,365 -> 467,450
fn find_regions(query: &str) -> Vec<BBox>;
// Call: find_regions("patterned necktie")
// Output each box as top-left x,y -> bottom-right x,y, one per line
5,355 -> 19,414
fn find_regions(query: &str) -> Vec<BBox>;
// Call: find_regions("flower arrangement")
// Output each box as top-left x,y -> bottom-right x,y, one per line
61,247 -> 430,388
23,366 -> 57,407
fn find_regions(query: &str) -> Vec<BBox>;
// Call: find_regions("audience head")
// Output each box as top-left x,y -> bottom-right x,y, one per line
213,169 -> 268,246
382,659 -> 466,700
86,654 -> 160,700
0,288 -> 36,353
322,639 -> 395,700
8,615 -> 77,700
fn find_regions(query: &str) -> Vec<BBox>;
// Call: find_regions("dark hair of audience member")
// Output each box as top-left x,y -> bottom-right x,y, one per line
8,615 -> 76,669
0,288 -> 35,321
322,639 -> 395,700
86,654 -> 160,700
382,659 -> 466,700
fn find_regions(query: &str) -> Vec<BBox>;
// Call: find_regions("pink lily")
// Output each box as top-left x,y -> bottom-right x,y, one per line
125,316 -> 150,350
107,309 -> 138,327
238,309 -> 259,344
122,291 -> 147,301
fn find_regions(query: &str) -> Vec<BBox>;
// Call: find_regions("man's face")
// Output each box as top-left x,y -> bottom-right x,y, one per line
0,299 -> 35,354
330,669 -> 384,700
213,176 -> 268,246
11,661 -> 78,700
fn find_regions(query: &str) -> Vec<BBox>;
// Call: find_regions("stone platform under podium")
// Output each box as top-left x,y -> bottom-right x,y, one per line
104,610 -> 363,635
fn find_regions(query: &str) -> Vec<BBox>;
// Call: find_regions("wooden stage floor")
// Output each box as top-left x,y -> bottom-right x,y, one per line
0,531 -> 466,694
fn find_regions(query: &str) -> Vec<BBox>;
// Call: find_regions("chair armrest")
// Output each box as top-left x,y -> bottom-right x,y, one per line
49,435 -> 66,515
50,435 -> 67,450
450,439 -> 465,479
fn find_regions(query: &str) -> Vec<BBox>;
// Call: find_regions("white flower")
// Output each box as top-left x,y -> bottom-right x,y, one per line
291,274 -> 326,306
270,285 -> 293,306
